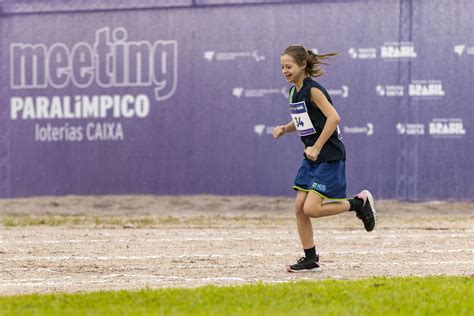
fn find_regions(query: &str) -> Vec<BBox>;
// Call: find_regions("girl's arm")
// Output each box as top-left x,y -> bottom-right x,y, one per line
273,120 -> 296,139
304,87 -> 341,160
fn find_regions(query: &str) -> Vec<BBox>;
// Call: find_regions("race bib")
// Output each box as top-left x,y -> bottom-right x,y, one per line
290,101 -> 316,136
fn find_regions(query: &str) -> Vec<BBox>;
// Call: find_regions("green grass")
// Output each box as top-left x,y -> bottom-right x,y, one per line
0,276 -> 472,315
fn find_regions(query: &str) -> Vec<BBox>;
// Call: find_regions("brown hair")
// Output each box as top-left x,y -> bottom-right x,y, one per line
282,45 -> 337,77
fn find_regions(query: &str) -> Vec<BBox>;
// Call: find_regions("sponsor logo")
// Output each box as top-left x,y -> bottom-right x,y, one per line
348,47 -> 377,59
327,85 -> 349,98
343,123 -> 374,136
254,124 -> 265,136
381,42 -> 417,60
280,86 -> 290,99
203,50 -> 265,62
396,123 -> 425,135
454,44 -> 474,56
408,80 -> 445,98
232,87 -> 244,98
454,45 -> 466,56
253,124 -> 276,136
233,87 -> 288,99
203,51 -> 215,61
238,85 -> 347,100
34,122 -> 124,142
376,85 -> 404,97
429,118 -> 466,138
311,182 -> 327,192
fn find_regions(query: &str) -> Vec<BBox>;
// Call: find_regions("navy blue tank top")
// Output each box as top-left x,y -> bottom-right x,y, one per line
289,77 -> 346,163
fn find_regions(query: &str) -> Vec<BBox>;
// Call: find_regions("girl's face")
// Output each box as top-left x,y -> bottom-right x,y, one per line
280,54 -> 306,83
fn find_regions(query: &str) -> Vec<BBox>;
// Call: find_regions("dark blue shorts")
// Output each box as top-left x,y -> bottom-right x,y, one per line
293,159 -> 347,200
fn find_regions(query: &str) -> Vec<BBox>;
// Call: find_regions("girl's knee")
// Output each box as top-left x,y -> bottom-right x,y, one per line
303,203 -> 322,218
295,203 -> 305,217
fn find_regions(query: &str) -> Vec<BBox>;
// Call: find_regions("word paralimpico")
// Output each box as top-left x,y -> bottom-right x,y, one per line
10,94 -> 149,120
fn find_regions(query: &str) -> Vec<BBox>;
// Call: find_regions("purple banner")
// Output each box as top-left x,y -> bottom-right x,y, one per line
0,0 -> 473,200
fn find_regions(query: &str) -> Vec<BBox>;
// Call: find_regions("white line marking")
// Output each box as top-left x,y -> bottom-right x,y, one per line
2,260 -> 472,275
0,231 -> 472,245
1,249 -> 473,262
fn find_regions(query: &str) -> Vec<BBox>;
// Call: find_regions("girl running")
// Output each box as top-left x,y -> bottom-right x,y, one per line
273,45 -> 376,272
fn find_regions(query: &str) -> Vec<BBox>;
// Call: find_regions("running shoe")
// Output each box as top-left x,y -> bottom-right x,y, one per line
287,255 -> 321,273
354,189 -> 376,232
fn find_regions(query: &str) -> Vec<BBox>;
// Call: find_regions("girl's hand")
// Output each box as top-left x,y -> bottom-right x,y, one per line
304,146 -> 320,161
272,126 -> 286,139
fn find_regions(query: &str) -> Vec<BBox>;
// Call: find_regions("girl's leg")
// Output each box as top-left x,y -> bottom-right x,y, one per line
287,190 -> 320,272
303,192 -> 351,218
294,190 -> 314,249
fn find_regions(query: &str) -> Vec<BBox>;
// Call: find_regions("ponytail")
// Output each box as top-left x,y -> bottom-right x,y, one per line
306,49 -> 337,77
282,45 -> 337,77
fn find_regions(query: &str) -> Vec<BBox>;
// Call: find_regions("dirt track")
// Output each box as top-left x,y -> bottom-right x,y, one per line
0,195 -> 473,295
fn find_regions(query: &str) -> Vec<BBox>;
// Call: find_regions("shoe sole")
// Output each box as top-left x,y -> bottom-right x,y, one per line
362,189 -> 377,227
286,266 -> 322,273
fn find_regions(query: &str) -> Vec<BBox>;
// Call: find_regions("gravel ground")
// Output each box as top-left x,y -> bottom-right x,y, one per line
0,195 -> 472,295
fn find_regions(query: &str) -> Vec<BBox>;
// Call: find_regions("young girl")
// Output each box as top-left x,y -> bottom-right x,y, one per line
273,45 -> 376,272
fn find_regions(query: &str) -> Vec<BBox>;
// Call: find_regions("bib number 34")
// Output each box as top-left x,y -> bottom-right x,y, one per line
289,101 -> 316,136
